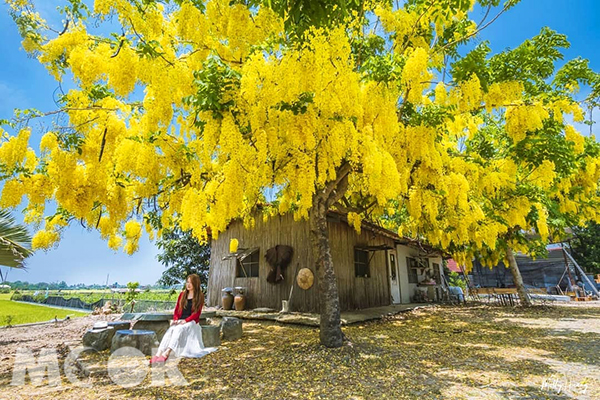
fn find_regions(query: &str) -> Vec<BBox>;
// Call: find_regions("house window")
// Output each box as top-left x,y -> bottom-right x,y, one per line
354,248 -> 370,278
236,249 -> 260,278
406,257 -> 419,284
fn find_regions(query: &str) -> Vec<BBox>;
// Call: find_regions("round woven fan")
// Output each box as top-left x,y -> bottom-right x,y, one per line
297,268 -> 314,290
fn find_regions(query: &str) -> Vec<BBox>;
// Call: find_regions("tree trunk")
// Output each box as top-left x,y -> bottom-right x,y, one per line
307,162 -> 351,348
506,247 -> 532,307
309,200 -> 344,348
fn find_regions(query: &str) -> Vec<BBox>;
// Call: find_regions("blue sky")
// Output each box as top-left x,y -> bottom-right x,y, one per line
0,0 -> 599,285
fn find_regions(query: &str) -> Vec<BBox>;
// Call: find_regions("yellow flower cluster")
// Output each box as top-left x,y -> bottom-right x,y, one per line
347,212 -> 362,234
528,160 -> 556,189
0,128 -> 31,169
124,220 -> 142,255
434,82 -> 447,105
564,125 -> 585,154
504,196 -> 531,229
450,74 -> 482,112
0,179 -> 24,208
375,6 -> 422,51
108,234 -> 123,251
32,229 -> 59,250
505,103 -> 549,143
477,160 -> 517,196
534,203 -> 549,242
551,99 -> 585,123
483,81 -> 523,111
401,48 -> 432,105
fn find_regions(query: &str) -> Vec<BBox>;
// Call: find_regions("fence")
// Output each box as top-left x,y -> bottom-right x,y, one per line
13,294 -> 176,313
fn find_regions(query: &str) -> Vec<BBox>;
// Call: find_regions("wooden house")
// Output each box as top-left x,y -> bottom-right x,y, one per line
207,211 -> 444,312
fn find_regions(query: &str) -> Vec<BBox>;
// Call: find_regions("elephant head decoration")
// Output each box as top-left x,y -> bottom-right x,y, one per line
265,245 -> 294,284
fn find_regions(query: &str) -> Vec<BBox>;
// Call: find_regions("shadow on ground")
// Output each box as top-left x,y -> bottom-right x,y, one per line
1,304 -> 598,399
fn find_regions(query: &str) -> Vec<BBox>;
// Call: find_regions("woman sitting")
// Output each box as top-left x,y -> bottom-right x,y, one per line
150,274 -> 214,364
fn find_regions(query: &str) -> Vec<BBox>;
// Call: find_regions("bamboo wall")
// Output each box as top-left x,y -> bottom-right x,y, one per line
207,213 -> 395,312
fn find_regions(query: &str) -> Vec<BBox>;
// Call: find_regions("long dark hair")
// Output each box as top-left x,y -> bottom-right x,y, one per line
178,274 -> 204,313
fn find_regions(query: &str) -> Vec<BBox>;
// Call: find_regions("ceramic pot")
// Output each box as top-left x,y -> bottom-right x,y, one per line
221,288 -> 234,310
233,287 -> 246,311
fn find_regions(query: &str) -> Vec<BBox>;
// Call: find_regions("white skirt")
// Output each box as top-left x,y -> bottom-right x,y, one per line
157,321 -> 217,358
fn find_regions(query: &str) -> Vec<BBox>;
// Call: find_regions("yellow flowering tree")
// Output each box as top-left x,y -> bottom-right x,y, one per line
461,31 -> 600,305
3,0 -> 599,344
393,29 -> 600,305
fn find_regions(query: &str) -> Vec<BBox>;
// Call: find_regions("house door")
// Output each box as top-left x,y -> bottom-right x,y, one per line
388,250 -> 401,304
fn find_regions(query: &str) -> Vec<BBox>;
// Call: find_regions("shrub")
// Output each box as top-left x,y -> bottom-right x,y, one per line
3,315 -> 14,327
448,271 -> 467,291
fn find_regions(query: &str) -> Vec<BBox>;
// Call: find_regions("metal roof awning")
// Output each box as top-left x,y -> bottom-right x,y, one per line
354,244 -> 394,252
221,247 -> 259,261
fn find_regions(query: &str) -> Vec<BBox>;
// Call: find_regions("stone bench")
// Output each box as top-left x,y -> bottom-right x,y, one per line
116,311 -> 232,349
221,317 -> 243,341
201,325 -> 221,347
111,329 -> 158,356
121,311 -> 217,341
82,321 -> 133,352
109,321 -> 131,331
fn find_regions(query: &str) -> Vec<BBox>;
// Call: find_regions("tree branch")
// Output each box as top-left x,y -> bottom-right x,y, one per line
128,17 -> 174,67
436,1 -> 514,53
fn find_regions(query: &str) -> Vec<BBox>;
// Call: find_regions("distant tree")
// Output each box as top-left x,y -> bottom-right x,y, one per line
570,222 -> 600,275
9,280 -> 28,289
156,225 -> 210,288
125,281 -> 139,312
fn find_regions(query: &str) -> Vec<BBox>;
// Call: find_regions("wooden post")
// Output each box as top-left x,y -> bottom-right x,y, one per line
287,262 -> 300,310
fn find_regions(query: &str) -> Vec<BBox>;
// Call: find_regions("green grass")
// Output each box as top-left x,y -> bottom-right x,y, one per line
0,294 -> 88,326
0,292 -> 13,301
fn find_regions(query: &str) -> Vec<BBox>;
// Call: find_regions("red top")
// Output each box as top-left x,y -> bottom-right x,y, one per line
173,291 -> 203,323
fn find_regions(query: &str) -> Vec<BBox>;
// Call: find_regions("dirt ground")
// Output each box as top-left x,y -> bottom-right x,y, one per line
0,302 -> 598,399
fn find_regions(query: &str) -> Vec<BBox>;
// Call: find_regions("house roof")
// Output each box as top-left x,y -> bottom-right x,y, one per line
210,207 -> 443,257
326,210 -> 443,257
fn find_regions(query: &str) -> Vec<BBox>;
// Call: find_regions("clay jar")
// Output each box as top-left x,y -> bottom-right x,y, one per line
233,287 -> 246,311
221,288 -> 234,310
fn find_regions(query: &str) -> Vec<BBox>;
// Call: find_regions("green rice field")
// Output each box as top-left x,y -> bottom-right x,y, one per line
0,293 -> 88,327
12,289 -> 180,303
